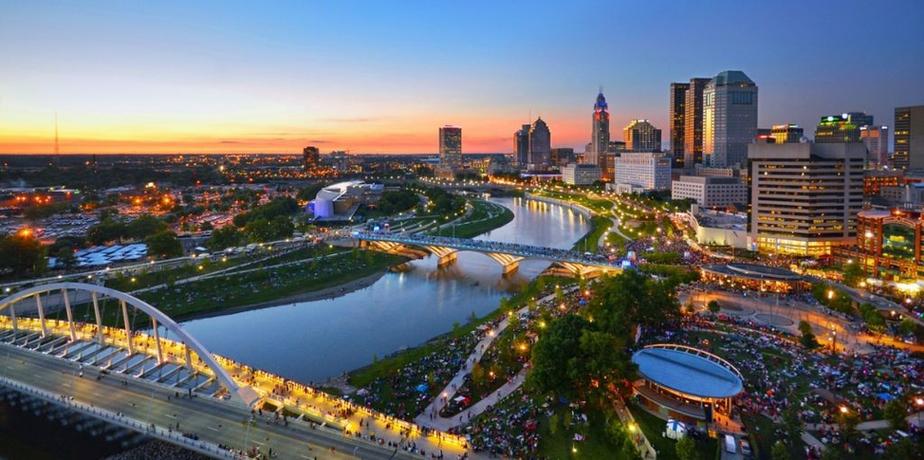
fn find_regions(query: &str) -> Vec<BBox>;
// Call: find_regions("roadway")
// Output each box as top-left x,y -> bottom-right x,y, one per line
0,344 -> 436,460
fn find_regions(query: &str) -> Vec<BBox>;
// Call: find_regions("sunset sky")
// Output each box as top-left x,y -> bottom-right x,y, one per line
1,0 -> 923,154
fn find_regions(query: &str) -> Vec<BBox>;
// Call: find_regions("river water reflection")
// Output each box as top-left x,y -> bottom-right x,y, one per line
181,197 -> 589,383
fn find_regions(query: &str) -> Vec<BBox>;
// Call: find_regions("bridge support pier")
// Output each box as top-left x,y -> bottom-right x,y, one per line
34,294 -> 47,337
9,303 -> 16,332
152,318 -> 164,364
62,288 -> 76,342
485,253 -> 524,276
91,292 -> 103,344
121,300 -> 133,355
424,245 -> 459,267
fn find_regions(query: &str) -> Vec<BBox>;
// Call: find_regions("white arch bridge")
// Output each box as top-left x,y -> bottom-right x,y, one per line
353,232 -> 621,277
0,282 -> 469,458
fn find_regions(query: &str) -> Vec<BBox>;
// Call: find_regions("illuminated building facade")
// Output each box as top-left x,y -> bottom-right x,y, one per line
513,124 -> 530,168
439,125 -> 463,170
302,146 -> 320,172
863,170 -> 903,197
624,119 -> 662,152
670,82 -> 689,168
683,78 -> 711,169
748,143 -> 865,256
528,117 -> 551,171
854,208 -> 924,279
860,125 -> 889,166
590,91 -> 610,175
814,112 -> 873,144
703,71 -> 758,168
771,124 -> 803,144
894,105 -> 924,170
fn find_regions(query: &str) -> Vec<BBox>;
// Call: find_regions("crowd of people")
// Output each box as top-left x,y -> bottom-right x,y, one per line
105,440 -> 210,460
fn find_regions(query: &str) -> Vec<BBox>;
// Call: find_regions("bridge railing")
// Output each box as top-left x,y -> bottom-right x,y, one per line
0,375 -> 246,460
355,232 -> 620,267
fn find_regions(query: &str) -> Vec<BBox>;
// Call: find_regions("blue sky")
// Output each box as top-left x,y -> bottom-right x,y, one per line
1,0 -> 922,153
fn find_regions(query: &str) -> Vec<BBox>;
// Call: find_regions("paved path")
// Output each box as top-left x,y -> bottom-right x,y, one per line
414,288 -> 572,430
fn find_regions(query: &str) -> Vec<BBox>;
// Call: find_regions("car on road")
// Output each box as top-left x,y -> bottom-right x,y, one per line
739,438 -> 752,457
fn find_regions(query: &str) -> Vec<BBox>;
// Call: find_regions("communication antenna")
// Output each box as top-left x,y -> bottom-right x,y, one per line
54,112 -> 59,155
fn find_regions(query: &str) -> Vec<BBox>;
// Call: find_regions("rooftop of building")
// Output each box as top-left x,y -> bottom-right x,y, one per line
701,263 -> 803,281
711,70 -> 755,87
631,346 -> 744,399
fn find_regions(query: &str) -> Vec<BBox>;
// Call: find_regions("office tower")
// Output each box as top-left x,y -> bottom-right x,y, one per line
894,105 -> 924,170
671,175 -> 747,207
302,146 -> 320,172
814,112 -> 874,143
703,71 -> 758,168
624,120 -> 662,152
561,163 -> 602,185
771,124 -> 803,144
550,147 -> 575,166
683,78 -> 711,168
670,82 -> 689,168
590,91 -> 610,171
528,117 -> 551,171
439,126 -> 462,170
860,125 -> 889,166
748,143 -> 865,256
513,124 -> 530,168
613,152 -> 672,192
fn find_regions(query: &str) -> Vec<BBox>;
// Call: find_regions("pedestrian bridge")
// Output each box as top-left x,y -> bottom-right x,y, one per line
0,282 -> 468,458
353,232 -> 621,277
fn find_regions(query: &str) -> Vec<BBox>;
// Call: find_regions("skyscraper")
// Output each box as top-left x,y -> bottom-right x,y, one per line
302,146 -> 320,172
528,117 -> 551,171
669,82 -> 689,168
683,78 -> 711,169
590,91 -> 610,172
703,70 -> 758,168
624,120 -> 662,152
860,125 -> 889,166
513,124 -> 530,168
814,112 -> 874,143
894,105 -> 924,170
439,125 -> 462,170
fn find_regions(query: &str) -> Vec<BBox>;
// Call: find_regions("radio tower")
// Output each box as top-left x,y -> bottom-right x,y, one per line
54,112 -> 60,156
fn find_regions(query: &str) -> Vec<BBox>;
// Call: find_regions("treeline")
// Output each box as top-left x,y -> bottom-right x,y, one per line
207,197 -> 299,250
419,186 -> 465,216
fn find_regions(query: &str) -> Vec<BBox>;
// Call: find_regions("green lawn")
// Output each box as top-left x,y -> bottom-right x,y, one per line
430,199 -> 514,238
539,406 -> 631,459
572,216 -> 613,252
629,403 -> 718,460
50,251 -> 405,326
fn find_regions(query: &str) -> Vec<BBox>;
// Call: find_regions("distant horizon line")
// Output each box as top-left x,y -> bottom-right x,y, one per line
0,151 -> 515,156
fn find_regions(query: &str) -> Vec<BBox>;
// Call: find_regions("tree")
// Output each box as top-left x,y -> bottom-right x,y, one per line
87,219 -> 129,244
842,262 -> 865,288
899,318 -> 917,337
207,226 -> 245,251
527,315 -> 590,398
707,300 -> 721,314
588,270 -> 677,339
127,214 -> 167,239
883,398 -> 908,430
53,245 -> 77,269
798,320 -> 819,349
0,234 -> 46,277
778,404 -> 803,446
771,440 -> 790,460
675,436 -> 698,460
798,320 -> 813,336
145,231 -> 183,259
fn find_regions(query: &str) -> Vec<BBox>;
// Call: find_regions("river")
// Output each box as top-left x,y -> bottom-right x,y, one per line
180,197 -> 590,384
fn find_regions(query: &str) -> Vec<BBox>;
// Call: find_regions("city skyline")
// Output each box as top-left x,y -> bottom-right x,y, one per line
1,0 -> 923,154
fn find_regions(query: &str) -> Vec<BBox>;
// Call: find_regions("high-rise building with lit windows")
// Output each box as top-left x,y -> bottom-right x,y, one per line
439,125 -> 462,169
513,124 -> 530,168
669,82 -> 689,168
703,71 -> 758,168
748,142 -> 865,256
860,125 -> 889,166
624,119 -> 662,152
894,105 -> 924,170
528,117 -> 551,171
814,112 -> 873,143
590,91 -> 610,172
683,78 -> 711,168
771,124 -> 803,144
